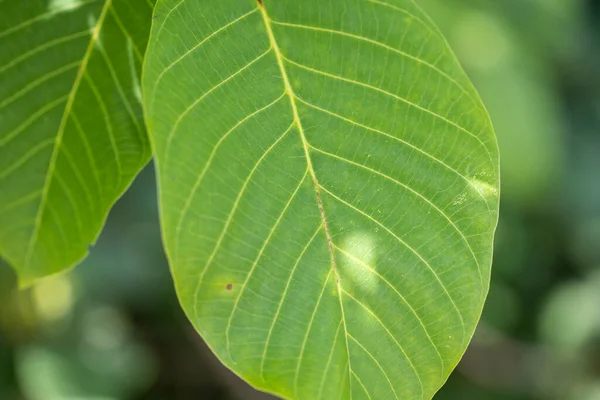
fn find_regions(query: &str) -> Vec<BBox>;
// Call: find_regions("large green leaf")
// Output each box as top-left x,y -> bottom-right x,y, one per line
143,0 -> 499,398
0,0 -> 154,286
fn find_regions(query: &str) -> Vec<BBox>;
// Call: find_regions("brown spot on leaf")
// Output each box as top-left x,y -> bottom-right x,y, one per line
226,284 -> 233,291
257,0 -> 263,6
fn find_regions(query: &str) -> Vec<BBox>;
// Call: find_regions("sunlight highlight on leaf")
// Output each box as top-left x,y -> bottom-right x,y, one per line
340,232 -> 380,292
48,0 -> 85,13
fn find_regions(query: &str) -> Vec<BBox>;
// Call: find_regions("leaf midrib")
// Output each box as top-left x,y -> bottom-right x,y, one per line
258,3 -> 354,397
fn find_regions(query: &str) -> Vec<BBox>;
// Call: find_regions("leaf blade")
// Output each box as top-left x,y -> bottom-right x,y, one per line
0,0 -> 155,285
144,0 -> 500,398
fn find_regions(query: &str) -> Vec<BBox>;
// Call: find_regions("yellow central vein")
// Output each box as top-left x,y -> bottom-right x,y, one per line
259,4 -> 354,397
23,0 -> 113,276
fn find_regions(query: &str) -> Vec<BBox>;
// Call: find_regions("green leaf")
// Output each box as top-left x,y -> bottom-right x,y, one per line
143,0 -> 499,398
0,0 -> 154,286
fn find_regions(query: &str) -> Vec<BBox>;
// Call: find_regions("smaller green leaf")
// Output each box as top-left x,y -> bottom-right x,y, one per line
0,0 -> 154,285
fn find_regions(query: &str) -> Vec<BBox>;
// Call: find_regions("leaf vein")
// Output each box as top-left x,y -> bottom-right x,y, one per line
173,92 -> 286,260
23,0 -> 113,271
316,319 -> 344,399
0,96 -> 69,148
351,370 -> 373,400
151,7 -> 260,104
0,0 -> 100,40
0,29 -> 91,75
318,184 -> 466,337
70,112 -> 103,197
0,138 -> 54,180
224,167 -> 309,359
282,55 -> 493,161
108,6 -> 144,62
164,47 -> 273,160
347,334 -> 399,399
343,289 -> 423,396
310,143 -> 483,286
260,5 -> 354,395
83,73 -> 123,182
271,18 -> 478,106
260,223 -> 324,380
190,121 -> 296,326
0,62 -> 79,111
294,95 -> 489,204
336,245 -> 444,381
0,191 -> 42,216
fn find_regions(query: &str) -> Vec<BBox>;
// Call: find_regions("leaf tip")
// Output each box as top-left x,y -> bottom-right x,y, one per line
16,273 -> 36,291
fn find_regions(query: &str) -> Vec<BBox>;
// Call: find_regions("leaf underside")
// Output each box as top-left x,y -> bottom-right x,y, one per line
145,0 -> 500,398
0,0 -> 154,286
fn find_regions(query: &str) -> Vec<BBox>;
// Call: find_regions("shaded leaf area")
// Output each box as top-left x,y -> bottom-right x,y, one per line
144,0 -> 499,399
0,0 -> 154,286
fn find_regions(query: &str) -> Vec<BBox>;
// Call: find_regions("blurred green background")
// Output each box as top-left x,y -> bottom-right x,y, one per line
1,0 -> 600,398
